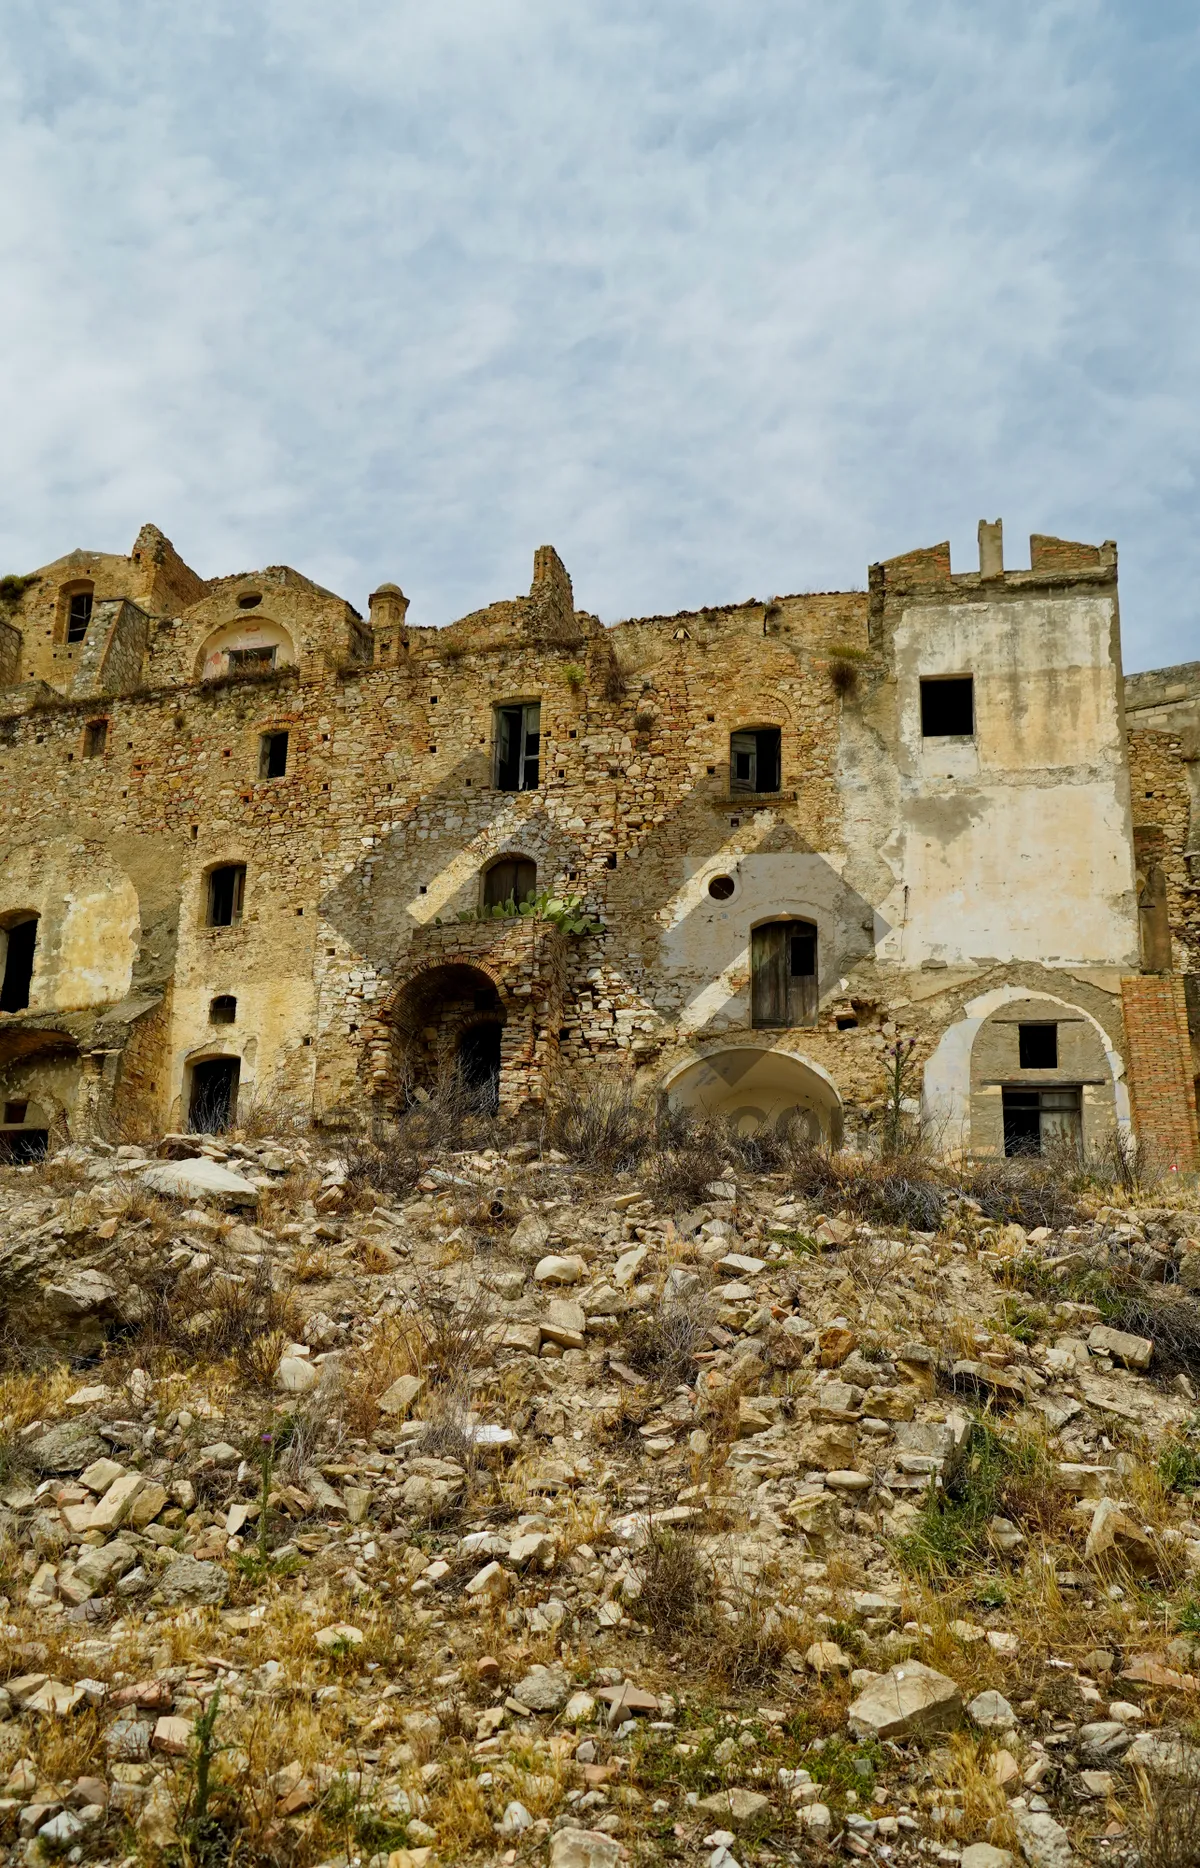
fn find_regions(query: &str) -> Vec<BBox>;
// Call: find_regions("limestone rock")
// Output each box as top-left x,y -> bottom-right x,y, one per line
377,1373 -> 426,1417
157,1556 -> 229,1606
1015,1807 -> 1073,1868
275,1355 -> 318,1394
534,1254 -> 586,1286
550,1829 -> 622,1868
962,1846 -> 1014,1868
512,1663 -> 570,1712
1087,1323 -> 1152,1369
136,1157 -> 259,1205
43,1270 -> 118,1317
847,1662 -> 963,1740
697,1787 -> 771,1826
967,1689 -> 1015,1731
1084,1497 -> 1164,1576
1124,1731 -> 1200,1778
27,1420 -> 106,1474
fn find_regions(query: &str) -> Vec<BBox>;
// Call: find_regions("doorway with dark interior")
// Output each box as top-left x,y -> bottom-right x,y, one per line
189,1057 -> 240,1132
458,1023 -> 501,1112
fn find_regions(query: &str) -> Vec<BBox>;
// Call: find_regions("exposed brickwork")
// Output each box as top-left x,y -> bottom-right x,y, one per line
0,519 -> 1184,1164
1120,974 -> 1199,1171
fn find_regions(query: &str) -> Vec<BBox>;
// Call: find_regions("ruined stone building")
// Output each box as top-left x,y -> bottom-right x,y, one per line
0,517 -> 1197,1168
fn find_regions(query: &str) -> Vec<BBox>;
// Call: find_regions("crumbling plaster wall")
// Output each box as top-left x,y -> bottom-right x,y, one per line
842,588 -> 1138,971
0,520 -> 1177,1156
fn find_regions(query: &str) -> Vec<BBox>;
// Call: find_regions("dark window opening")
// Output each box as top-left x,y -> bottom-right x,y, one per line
188,1058 -> 240,1133
0,1130 -> 48,1163
483,857 -> 537,909
1019,1023 -> 1058,1069
708,875 -> 735,901
458,1023 -> 501,1113
82,719 -> 108,759
4,1101 -> 28,1124
207,865 -> 246,928
751,919 -> 818,1028
229,646 -> 276,671
0,917 -> 38,1012
237,593 -> 262,609
836,1015 -> 859,1031
1002,1086 -> 1081,1158
210,995 -> 237,1025
920,676 -> 974,737
494,703 -> 541,791
259,730 -> 289,779
730,727 -> 782,793
66,591 -> 93,644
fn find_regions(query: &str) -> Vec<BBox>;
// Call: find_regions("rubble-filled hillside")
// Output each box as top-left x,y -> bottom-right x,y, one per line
1,1104 -> 1200,1868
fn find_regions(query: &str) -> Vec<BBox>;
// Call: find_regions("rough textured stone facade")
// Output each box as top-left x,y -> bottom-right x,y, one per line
0,517 -> 1194,1168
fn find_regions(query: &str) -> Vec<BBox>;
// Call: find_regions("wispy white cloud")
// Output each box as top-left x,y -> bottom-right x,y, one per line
0,0 -> 1197,666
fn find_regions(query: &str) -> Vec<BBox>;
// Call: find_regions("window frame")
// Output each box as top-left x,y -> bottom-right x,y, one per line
259,730 -> 289,779
0,914 -> 38,1014
750,917 -> 818,1029
82,718 -> 109,760
729,726 -> 782,794
919,675 -> 975,738
482,855 -> 538,910
206,864 -> 246,929
494,702 -> 541,791
64,587 -> 94,645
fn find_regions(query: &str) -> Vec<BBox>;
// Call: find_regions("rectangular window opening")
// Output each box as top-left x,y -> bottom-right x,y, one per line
229,646 -> 276,672
1002,1086 -> 1081,1158
494,703 -> 541,791
730,727 -> 782,794
0,917 -> 38,1013
1018,1023 -> 1058,1069
259,730 -> 289,779
82,719 -> 108,759
3,1101 -> 28,1125
207,864 -> 246,928
66,592 -> 93,644
920,676 -> 974,737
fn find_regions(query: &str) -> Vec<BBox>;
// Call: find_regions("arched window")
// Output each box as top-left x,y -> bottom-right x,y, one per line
483,856 -> 537,909
0,914 -> 38,1013
751,919 -> 817,1028
730,726 -> 781,794
61,582 -> 94,645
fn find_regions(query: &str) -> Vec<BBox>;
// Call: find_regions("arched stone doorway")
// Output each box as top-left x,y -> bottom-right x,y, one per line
386,962 -> 508,1109
664,1045 -> 843,1144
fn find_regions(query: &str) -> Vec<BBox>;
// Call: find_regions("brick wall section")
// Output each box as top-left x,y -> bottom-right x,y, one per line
1120,974 -> 1199,1171
1128,727 -> 1200,972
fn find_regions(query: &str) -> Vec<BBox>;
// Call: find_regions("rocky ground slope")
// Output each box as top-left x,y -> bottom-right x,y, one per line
0,1110 -> 1198,1868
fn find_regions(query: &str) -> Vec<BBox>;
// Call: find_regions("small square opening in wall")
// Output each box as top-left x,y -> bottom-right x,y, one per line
920,676 -> 974,737
1019,1022 -> 1058,1069
210,994 -> 237,1025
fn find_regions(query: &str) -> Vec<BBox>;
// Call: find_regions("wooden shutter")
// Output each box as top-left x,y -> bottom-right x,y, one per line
751,923 -> 789,1026
730,731 -> 757,792
788,923 -> 818,1025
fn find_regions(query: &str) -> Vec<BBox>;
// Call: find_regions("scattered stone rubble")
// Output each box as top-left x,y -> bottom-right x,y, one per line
0,1131 -> 1197,1865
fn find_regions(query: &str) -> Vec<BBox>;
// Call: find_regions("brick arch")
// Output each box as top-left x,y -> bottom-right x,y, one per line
365,957 -> 511,1108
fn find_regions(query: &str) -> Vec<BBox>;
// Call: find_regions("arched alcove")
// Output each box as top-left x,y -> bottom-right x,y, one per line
195,619 -> 296,682
665,1045 -> 842,1143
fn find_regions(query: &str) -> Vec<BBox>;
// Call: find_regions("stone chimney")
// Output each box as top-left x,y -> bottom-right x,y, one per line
978,519 -> 1003,580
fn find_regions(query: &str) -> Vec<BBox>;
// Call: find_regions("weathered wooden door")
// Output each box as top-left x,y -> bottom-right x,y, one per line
751,920 -> 817,1028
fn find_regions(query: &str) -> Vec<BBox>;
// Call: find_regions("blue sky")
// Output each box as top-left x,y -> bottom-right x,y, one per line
1,0 -> 1197,669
